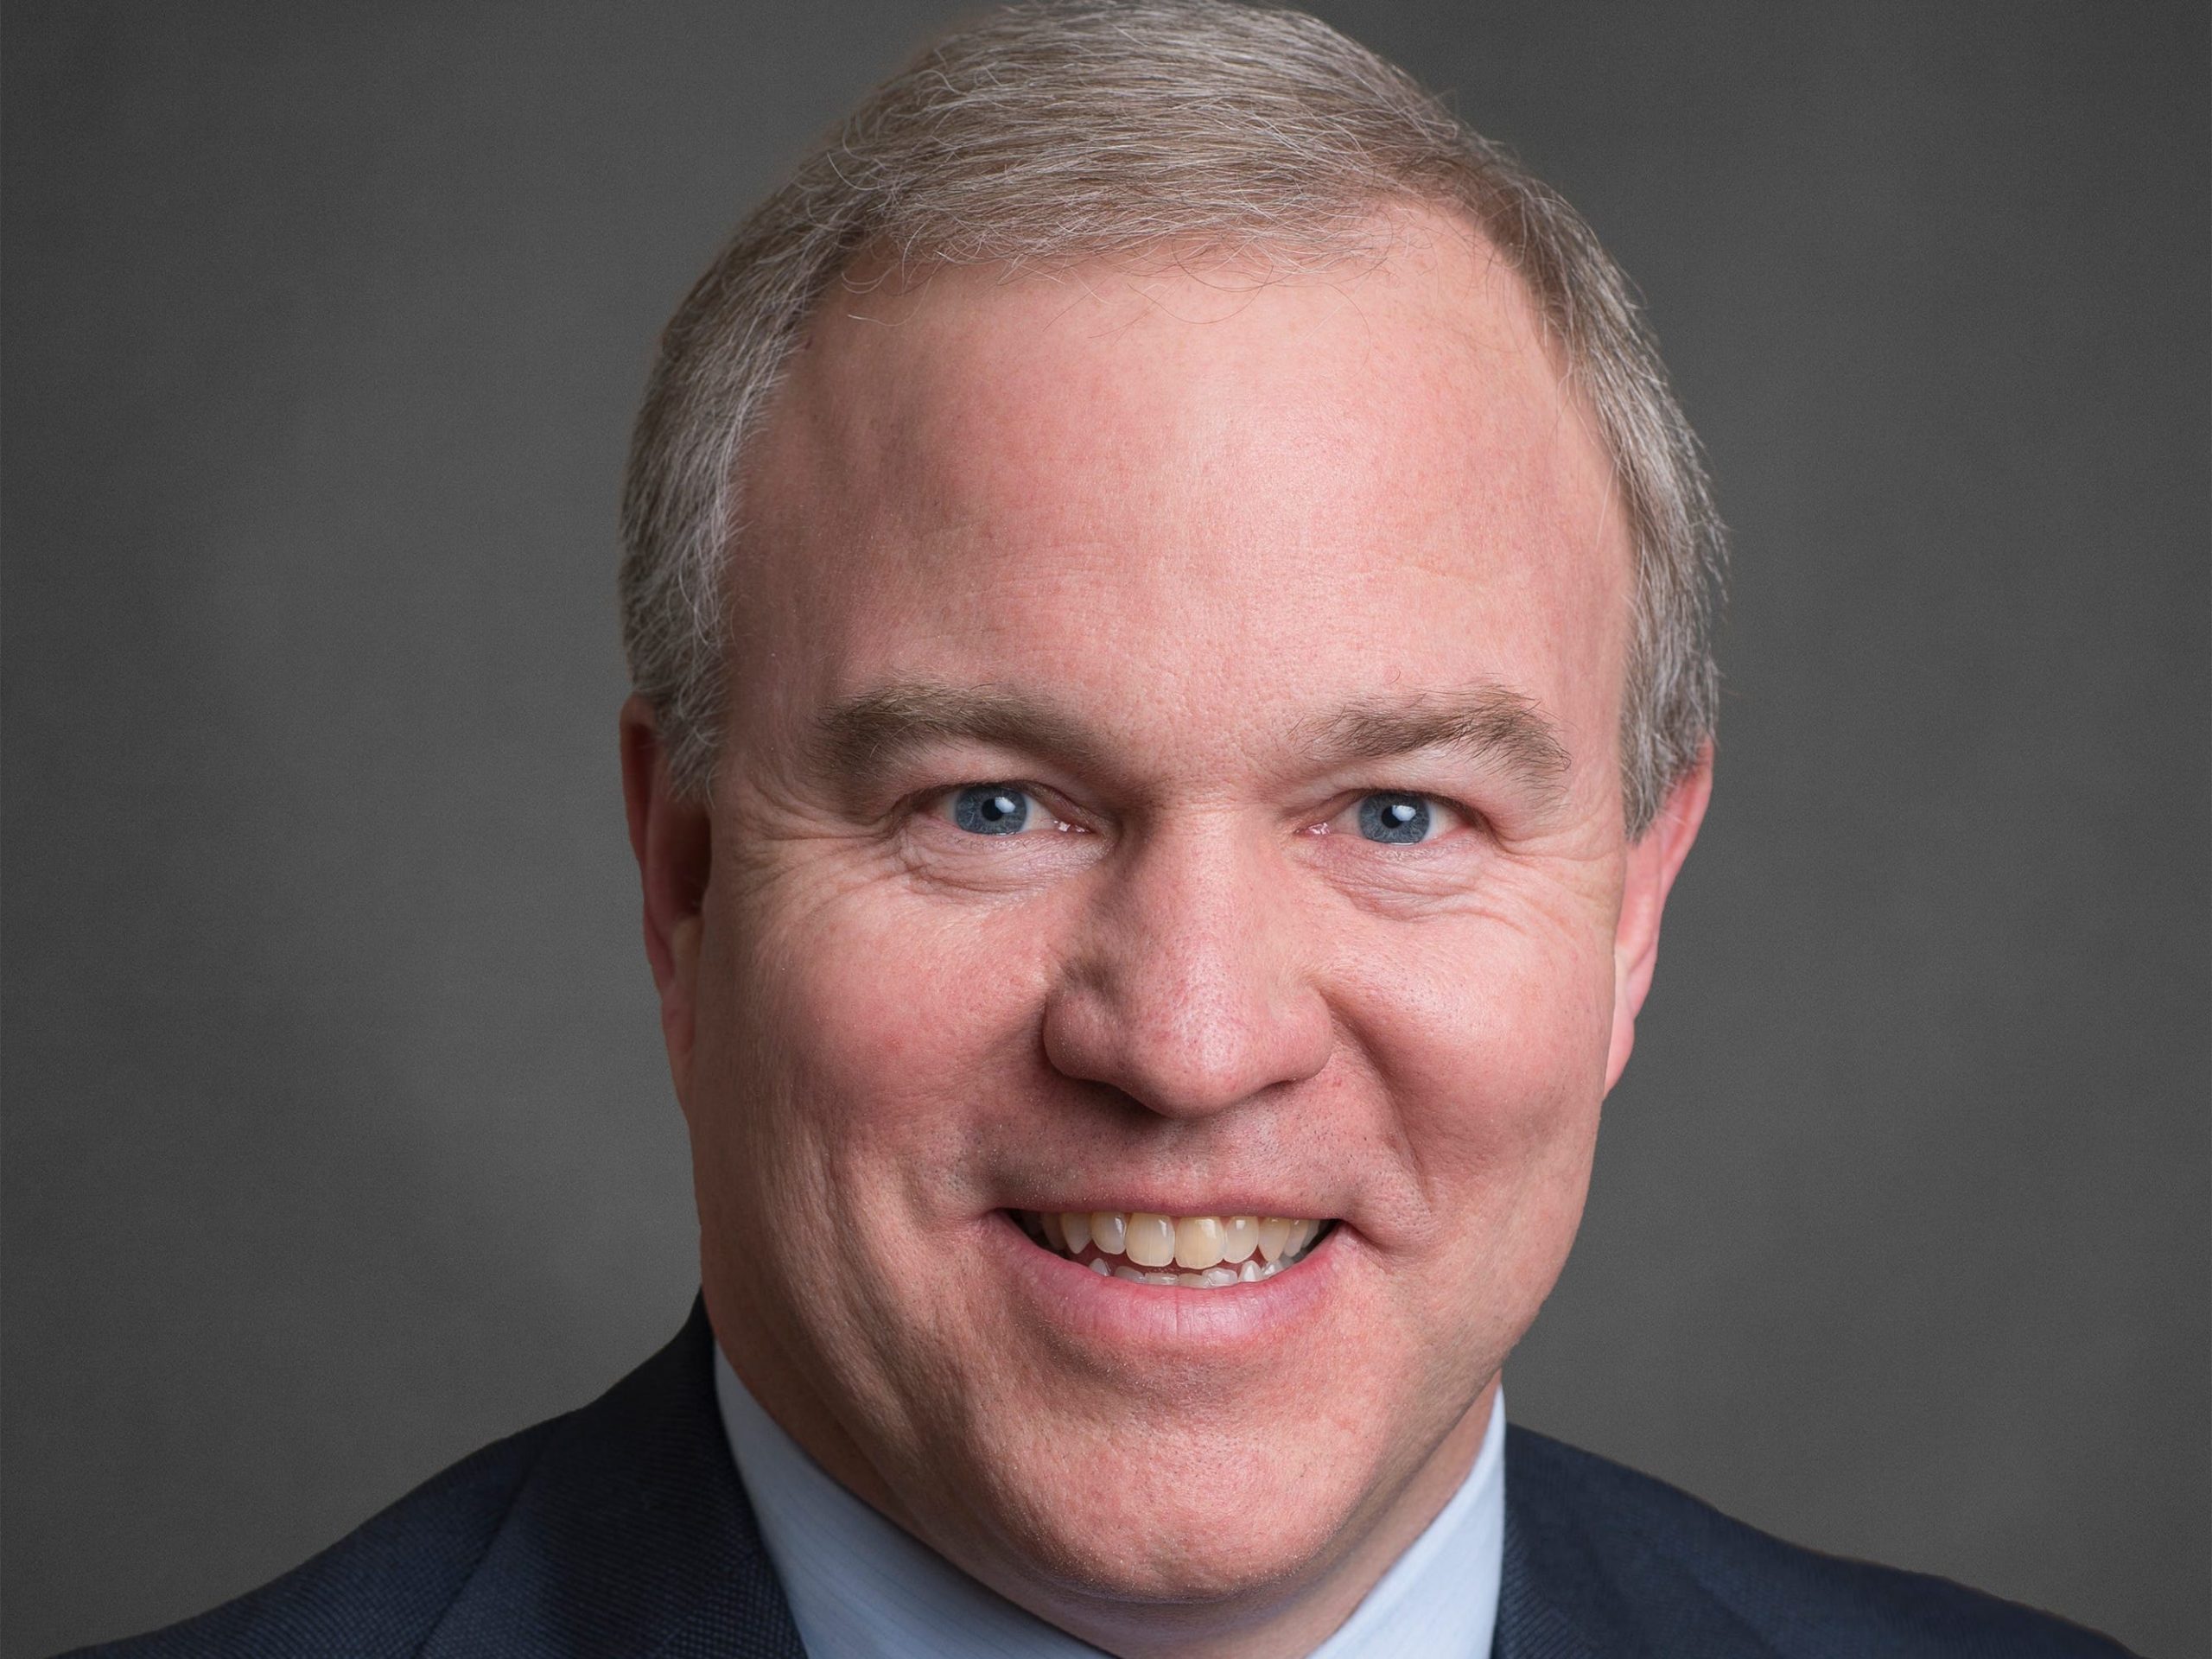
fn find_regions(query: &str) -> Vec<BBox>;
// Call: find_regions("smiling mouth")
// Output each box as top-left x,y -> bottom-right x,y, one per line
1013,1210 -> 1333,1287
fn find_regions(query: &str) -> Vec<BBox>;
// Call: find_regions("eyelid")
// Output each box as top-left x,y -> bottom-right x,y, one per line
1316,789 -> 1474,842
918,779 -> 1092,835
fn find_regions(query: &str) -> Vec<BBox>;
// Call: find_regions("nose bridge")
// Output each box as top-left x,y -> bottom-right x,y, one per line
1042,815 -> 1331,1116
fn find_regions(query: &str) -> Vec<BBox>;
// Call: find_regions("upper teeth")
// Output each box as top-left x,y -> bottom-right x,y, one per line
1019,1210 -> 1326,1287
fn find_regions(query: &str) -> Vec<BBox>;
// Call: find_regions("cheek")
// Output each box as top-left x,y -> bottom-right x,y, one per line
686,871 -> 1066,1432
708,871 -> 1054,1219
1334,897 -> 1615,1254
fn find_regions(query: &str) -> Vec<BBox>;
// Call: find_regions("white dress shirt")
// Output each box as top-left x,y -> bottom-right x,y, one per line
715,1348 -> 1505,1658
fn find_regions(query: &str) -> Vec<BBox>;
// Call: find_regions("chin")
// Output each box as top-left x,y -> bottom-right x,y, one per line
950,1410 -> 1389,1607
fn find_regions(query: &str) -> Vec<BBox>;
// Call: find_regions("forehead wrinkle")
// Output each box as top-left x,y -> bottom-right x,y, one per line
1297,686 -> 1571,800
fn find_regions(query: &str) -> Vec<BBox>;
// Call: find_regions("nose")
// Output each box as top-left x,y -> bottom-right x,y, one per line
1039,824 -> 1333,1118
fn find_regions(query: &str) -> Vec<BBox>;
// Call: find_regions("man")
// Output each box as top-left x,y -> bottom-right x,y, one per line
85,3 -> 2130,1655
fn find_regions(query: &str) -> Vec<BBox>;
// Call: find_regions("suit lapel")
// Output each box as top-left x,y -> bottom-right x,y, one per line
1491,1426 -> 1654,1659
1494,1514 -> 1599,1659
419,1299 -> 807,1658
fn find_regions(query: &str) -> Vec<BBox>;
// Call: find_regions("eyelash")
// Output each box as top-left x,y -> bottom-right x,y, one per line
1315,791 -> 1467,845
914,784 -> 1474,845
919,782 -> 1088,837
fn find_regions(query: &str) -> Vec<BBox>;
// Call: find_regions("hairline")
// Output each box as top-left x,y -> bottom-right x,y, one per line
620,2 -> 1722,838
676,205 -> 1675,820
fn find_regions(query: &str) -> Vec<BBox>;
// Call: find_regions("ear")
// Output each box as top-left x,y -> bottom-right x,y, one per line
620,694 -> 712,1105
1605,745 -> 1713,1092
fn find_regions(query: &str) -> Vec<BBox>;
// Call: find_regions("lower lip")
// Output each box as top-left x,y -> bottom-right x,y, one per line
986,1210 -> 1345,1351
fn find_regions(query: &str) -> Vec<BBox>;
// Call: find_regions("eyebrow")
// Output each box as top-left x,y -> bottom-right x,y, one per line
1294,686 -> 1572,802
813,678 -> 1572,803
814,683 -> 1109,785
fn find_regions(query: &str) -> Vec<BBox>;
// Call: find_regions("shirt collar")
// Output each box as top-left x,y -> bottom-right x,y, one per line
714,1346 -> 1505,1658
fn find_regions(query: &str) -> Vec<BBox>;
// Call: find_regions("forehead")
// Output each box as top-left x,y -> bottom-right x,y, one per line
733,211 -> 1632,777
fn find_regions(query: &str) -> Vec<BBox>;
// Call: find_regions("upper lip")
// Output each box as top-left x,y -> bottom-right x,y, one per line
1005,1201 -> 1338,1218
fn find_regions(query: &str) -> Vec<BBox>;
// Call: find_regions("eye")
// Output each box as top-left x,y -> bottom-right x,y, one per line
1349,791 -> 1455,845
950,784 -> 1031,835
940,783 -> 1083,837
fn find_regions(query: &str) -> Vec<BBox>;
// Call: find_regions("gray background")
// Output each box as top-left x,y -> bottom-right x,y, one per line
4,2 -> 2204,1655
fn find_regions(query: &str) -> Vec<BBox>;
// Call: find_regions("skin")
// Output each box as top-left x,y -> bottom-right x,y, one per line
621,208 -> 1710,1659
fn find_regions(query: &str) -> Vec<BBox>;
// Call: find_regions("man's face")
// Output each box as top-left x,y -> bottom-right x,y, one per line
628,213 -> 1702,1636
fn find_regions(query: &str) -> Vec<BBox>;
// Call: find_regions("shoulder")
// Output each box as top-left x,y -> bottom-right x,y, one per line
1503,1426 -> 2135,1658
65,1419 -> 563,1657
62,1303 -> 797,1659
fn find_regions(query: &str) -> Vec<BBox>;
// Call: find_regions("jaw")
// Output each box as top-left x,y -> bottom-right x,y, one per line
693,1105 -> 1588,1609
719,1211 -> 1487,1605
869,1307 -> 1505,1659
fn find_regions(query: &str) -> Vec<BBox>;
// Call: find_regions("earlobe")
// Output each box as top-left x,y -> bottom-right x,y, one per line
1605,746 -> 1713,1091
620,694 -> 714,1098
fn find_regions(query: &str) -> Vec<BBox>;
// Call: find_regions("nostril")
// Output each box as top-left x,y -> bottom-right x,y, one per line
1039,963 -> 1334,1123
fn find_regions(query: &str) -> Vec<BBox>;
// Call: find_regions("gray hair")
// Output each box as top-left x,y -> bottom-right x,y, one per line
620,0 -> 1722,833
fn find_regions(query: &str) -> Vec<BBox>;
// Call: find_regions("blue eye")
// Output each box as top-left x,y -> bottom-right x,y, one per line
951,784 -> 1032,836
1357,792 -> 1432,843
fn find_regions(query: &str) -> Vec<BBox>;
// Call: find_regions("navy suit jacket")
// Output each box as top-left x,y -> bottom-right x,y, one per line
75,1301 -> 2132,1657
